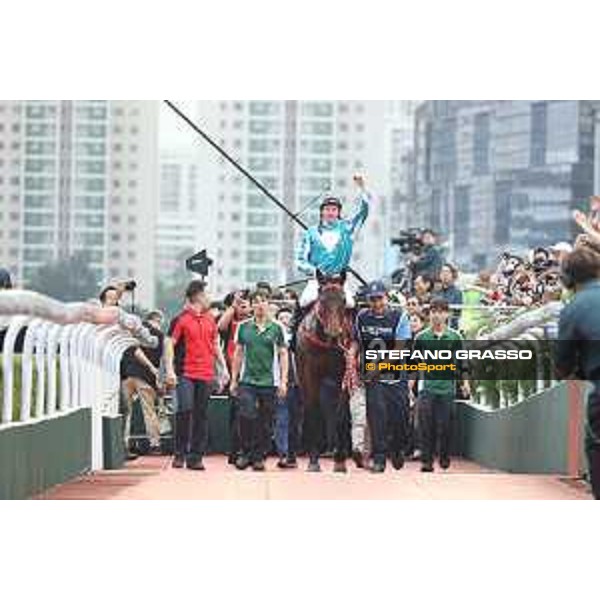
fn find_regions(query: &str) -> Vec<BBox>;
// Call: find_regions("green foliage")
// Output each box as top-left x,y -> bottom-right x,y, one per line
1,355 -> 61,422
27,251 -> 100,302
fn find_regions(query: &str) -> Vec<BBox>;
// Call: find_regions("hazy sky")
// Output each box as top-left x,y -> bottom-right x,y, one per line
159,100 -> 198,151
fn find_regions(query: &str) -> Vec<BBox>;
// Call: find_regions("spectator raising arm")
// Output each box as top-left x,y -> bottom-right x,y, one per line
346,174 -> 371,234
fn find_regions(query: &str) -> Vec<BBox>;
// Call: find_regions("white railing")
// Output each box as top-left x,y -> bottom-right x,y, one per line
0,290 -> 156,470
471,301 -> 562,408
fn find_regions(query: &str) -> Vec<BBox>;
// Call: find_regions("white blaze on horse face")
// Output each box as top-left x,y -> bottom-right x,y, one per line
319,229 -> 341,252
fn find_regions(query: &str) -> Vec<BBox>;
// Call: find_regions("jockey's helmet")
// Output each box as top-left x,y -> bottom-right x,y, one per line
319,195 -> 343,214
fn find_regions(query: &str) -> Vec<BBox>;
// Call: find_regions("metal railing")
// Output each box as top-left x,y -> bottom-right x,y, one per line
471,301 -> 562,408
0,290 -> 156,470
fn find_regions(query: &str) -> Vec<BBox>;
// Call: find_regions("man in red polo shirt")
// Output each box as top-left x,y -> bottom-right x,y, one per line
165,280 -> 229,470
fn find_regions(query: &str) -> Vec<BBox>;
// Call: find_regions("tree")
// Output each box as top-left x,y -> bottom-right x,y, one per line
28,252 -> 100,302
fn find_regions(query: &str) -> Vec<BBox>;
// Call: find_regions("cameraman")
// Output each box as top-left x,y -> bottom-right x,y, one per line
99,280 -> 136,307
99,279 -> 141,459
412,229 -> 443,282
120,310 -> 166,455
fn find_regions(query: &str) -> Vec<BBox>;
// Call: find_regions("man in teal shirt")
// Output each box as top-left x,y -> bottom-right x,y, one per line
409,297 -> 470,472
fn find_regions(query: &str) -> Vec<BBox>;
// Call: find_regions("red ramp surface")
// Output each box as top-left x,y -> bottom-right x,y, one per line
37,456 -> 591,500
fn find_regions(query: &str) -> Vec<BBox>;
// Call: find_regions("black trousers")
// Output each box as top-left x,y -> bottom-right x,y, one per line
228,394 -> 241,458
586,389 -> 600,499
238,385 -> 277,462
366,381 -> 409,465
417,391 -> 453,466
174,377 -> 210,461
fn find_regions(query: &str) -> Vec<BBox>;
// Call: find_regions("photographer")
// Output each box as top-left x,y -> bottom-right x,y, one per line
120,310 -> 166,455
411,229 -> 443,282
99,279 -> 142,459
99,280 -> 136,308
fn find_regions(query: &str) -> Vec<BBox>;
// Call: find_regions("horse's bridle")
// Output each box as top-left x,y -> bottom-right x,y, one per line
302,291 -> 349,351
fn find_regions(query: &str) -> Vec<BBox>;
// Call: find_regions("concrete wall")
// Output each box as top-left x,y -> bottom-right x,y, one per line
455,381 -> 586,475
0,407 -> 91,500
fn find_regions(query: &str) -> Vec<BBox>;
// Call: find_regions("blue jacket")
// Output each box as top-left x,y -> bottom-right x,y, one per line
296,192 -> 370,276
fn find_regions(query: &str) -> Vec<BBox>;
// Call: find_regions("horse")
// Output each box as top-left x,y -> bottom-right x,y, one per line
295,275 -> 355,472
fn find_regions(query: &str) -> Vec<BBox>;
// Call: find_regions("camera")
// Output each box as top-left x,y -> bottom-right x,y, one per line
123,280 -> 137,292
391,228 -> 426,255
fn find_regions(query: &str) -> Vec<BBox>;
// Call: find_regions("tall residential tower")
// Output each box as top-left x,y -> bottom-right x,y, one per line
0,100 -> 159,306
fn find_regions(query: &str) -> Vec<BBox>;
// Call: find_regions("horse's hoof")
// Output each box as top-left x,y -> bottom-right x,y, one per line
333,461 -> 347,473
307,461 -> 321,473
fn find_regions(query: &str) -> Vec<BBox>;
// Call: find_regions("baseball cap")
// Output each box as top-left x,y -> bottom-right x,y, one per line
366,280 -> 387,298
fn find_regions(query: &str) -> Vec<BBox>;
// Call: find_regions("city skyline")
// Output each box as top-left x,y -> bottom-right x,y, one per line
4,100 -> 600,306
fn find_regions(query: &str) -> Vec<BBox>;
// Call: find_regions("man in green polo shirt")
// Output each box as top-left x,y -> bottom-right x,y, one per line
230,289 -> 288,471
409,297 -> 470,472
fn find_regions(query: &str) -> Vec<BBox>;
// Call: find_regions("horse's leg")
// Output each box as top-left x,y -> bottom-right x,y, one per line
332,355 -> 349,473
302,357 -> 323,472
332,388 -> 350,473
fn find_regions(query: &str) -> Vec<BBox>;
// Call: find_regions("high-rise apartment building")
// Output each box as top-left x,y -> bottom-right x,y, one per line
156,148 -> 207,282
0,100 -> 158,306
384,101 -> 420,234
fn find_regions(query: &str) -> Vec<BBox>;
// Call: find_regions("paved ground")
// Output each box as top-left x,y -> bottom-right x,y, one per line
38,455 -> 591,500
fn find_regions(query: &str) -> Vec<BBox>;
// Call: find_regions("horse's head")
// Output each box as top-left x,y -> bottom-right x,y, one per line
316,275 -> 347,341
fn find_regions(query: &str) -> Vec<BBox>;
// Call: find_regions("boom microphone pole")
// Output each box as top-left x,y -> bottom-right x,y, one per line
163,100 -> 368,287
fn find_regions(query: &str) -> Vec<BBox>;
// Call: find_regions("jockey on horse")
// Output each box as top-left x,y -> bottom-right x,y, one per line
292,174 -> 372,472
291,173 -> 371,340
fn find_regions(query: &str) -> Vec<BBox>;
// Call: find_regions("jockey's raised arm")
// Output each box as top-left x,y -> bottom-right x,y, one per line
294,174 -> 371,279
345,187 -> 371,235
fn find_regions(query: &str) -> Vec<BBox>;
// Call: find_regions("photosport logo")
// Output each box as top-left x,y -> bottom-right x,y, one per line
359,341 -> 549,382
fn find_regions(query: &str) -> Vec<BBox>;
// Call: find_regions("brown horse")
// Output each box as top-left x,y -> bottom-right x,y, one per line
296,277 -> 354,472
